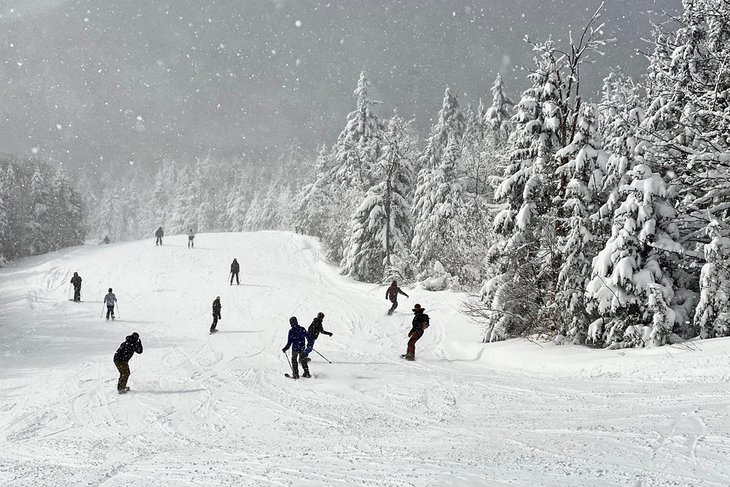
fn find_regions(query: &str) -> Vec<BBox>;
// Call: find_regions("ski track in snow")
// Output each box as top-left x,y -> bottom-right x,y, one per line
1,231 -> 729,486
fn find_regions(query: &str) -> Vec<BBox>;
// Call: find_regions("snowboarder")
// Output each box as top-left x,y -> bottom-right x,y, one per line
113,332 -> 143,394
282,316 -> 310,378
104,288 -> 117,321
187,228 -> 195,248
303,312 -> 332,362
210,296 -> 222,333
230,258 -> 240,285
155,226 -> 164,246
386,280 -> 409,315
402,304 -> 430,361
70,272 -> 82,302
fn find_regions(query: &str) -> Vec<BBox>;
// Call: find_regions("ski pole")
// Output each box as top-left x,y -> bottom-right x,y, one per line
100,303 -> 105,319
312,348 -> 332,364
283,351 -> 295,375
116,303 -> 121,320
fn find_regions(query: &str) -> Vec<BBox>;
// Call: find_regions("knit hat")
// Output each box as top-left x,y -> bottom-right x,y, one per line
289,316 -> 298,326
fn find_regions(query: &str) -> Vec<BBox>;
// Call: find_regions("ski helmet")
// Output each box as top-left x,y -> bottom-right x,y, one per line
317,312 -> 325,319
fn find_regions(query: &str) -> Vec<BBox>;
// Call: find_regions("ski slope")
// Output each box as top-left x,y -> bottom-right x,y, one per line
1,231 -> 729,487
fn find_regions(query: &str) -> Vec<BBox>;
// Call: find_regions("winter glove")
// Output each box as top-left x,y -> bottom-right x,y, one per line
282,347 -> 287,353
325,332 -> 333,337
408,331 -> 413,337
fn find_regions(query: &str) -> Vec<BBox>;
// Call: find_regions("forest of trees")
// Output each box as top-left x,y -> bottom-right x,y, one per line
0,156 -> 85,265
82,0 -> 729,348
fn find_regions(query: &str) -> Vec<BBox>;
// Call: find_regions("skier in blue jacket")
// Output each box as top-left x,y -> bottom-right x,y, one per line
281,316 -> 310,378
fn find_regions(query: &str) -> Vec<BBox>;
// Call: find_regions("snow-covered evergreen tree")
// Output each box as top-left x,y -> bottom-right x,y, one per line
411,134 -> 464,273
694,220 -> 730,338
341,114 -> 415,281
484,74 -> 513,147
554,104 -> 604,334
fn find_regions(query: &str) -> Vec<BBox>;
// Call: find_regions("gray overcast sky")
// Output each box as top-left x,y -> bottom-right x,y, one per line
0,0 -> 681,175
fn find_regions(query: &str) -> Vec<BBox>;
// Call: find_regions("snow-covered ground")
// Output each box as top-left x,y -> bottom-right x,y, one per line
1,232 -> 729,487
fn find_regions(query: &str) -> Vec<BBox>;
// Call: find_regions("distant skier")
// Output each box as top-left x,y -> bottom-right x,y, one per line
385,280 -> 409,315
230,258 -> 240,285
303,312 -> 332,362
104,288 -> 117,321
70,272 -> 82,302
187,229 -> 195,249
103,235 -> 110,244
402,304 -> 430,361
210,296 -> 222,333
113,332 -> 143,394
155,226 -> 164,246
282,316 -> 310,378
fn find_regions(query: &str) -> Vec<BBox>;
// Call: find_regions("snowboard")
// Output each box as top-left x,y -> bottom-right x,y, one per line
209,329 -> 219,335
118,387 -> 130,394
400,354 -> 415,361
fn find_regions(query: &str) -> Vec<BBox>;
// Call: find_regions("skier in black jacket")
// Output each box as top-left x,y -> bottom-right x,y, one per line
155,227 -> 164,246
210,296 -> 222,333
230,258 -> 240,285
302,312 -> 332,362
113,332 -> 143,393
402,304 -> 430,361
70,272 -> 82,302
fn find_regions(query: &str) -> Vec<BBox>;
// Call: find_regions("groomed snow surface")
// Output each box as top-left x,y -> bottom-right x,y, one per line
1,232 -> 729,487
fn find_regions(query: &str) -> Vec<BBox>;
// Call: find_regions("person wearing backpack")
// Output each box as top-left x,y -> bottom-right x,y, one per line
402,304 -> 430,361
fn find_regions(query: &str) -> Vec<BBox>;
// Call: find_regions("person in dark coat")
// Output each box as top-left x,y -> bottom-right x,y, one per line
187,229 -> 195,248
230,258 -> 240,285
302,312 -> 332,362
103,235 -> 110,244
210,296 -> 222,333
282,316 -> 310,378
113,332 -> 143,393
104,288 -> 117,321
403,304 -> 430,361
385,280 -> 409,315
155,227 -> 164,246
70,272 -> 82,302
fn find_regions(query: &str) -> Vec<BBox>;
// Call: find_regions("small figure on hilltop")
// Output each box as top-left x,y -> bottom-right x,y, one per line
155,226 -> 164,246
104,288 -> 118,321
187,228 -> 195,249
113,332 -> 143,394
210,296 -> 222,334
385,280 -> 409,315
282,316 -> 310,379
401,304 -> 430,361
230,258 -> 240,285
70,272 -> 82,302
303,312 -> 332,362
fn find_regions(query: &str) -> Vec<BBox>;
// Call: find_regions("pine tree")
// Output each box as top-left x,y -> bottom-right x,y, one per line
29,166 -> 52,255
484,74 -> 513,147
694,220 -> 730,338
555,104 -> 604,334
341,114 -> 415,281
411,134 -> 464,273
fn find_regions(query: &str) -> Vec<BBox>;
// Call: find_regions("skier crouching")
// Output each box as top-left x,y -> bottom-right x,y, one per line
113,332 -> 143,394
282,317 -> 310,378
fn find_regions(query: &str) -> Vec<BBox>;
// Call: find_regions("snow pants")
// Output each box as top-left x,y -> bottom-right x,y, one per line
230,271 -> 239,285
155,236 -> 162,246
290,350 -> 310,378
303,338 -> 317,358
211,312 -> 221,332
106,305 -> 115,320
73,286 -> 81,302
388,299 -> 399,315
115,361 -> 130,391
188,237 -> 194,248
406,329 -> 423,359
